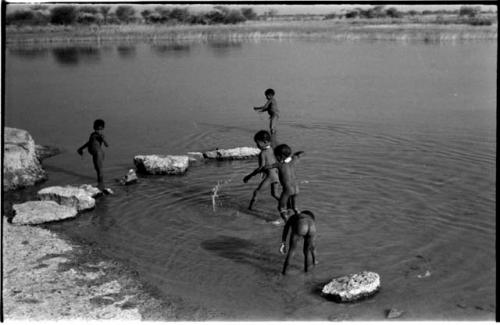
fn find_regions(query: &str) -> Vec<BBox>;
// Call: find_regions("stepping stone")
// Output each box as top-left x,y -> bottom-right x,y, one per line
134,155 -> 188,175
38,185 -> 99,211
203,147 -> 260,160
321,271 -> 380,302
12,201 -> 78,225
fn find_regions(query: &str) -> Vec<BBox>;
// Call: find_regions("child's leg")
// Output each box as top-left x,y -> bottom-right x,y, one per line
308,220 -> 318,265
287,195 -> 299,214
303,236 -> 310,272
270,116 -> 277,134
282,233 -> 299,275
278,191 -> 291,221
270,182 -> 280,201
92,152 -> 104,190
249,177 -> 270,210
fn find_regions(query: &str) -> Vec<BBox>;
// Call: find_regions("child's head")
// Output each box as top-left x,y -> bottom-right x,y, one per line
274,144 -> 292,162
265,88 -> 275,99
93,119 -> 105,131
254,130 -> 271,148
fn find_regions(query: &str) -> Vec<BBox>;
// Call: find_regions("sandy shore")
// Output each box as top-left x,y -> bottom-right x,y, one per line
2,218 -> 222,321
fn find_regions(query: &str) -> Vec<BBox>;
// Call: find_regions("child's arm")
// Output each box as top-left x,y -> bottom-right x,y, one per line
292,151 -> 305,162
100,134 -> 109,147
77,142 -> 88,155
243,154 -> 265,183
253,99 -> 271,112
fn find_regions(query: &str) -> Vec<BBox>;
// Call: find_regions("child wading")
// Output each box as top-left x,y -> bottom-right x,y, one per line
254,88 -> 279,135
243,130 -> 280,210
77,119 -> 109,190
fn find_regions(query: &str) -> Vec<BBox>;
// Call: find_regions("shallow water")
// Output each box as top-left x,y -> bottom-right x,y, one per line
4,38 -> 496,320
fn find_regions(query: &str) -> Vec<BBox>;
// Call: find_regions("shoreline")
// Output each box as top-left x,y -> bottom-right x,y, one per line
6,21 -> 497,44
2,217 -> 223,321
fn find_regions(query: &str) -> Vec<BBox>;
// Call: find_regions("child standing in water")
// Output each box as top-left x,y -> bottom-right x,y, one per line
77,119 -> 109,190
280,210 -> 318,275
254,88 -> 279,135
243,130 -> 280,210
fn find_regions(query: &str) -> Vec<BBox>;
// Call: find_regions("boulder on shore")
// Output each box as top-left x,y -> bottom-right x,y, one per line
12,201 -> 78,225
321,271 -> 380,302
38,185 -> 100,211
203,147 -> 260,160
3,127 -> 47,191
134,155 -> 188,175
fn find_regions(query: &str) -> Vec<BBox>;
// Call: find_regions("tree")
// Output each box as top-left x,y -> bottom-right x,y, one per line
386,7 -> 403,18
115,5 -> 136,23
99,6 -> 111,23
459,6 -> 481,18
241,7 -> 257,20
224,9 -> 246,24
50,6 -> 77,25
169,7 -> 190,23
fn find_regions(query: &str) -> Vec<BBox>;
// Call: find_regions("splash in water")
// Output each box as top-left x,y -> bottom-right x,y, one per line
211,179 -> 232,212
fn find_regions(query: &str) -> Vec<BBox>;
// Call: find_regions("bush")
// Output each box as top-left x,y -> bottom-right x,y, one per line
345,11 -> 359,19
50,6 -> 77,25
115,5 -> 136,23
204,9 -> 226,24
169,7 -> 190,23
386,7 -> 403,18
459,6 -> 481,18
224,9 -> 246,24
241,7 -> 257,20
324,13 -> 337,20
6,10 -> 34,25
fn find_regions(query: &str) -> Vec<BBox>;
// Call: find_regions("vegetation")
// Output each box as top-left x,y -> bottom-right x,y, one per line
6,4 -> 496,28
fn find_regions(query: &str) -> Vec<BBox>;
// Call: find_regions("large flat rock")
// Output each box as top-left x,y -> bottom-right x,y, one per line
38,185 -> 100,211
321,271 -> 380,302
3,127 -> 47,191
134,155 -> 188,175
12,201 -> 78,225
203,147 -> 260,160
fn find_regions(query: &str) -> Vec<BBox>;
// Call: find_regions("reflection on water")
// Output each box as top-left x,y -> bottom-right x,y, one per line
207,40 -> 243,56
151,42 -> 191,57
52,46 -> 101,65
8,47 -> 49,60
117,44 -> 137,59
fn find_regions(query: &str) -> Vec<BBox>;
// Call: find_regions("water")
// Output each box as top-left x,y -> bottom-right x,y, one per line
4,38 -> 496,320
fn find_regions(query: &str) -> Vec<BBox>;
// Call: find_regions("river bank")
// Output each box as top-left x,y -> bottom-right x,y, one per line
5,20 -> 497,45
2,217 -> 223,321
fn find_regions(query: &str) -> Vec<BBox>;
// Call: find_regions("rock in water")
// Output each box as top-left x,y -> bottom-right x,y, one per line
386,308 -> 404,319
203,147 -> 260,160
321,271 -> 380,302
119,169 -> 138,185
12,201 -> 78,225
134,155 -> 188,175
38,185 -> 100,211
3,127 -> 47,191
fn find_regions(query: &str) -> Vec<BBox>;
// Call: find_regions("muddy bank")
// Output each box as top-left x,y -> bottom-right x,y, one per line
2,218 -> 224,321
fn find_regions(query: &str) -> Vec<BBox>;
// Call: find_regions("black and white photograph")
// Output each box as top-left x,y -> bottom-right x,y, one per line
2,1 -> 496,321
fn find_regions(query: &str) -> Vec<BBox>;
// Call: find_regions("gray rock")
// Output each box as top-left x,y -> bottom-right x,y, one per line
12,201 -> 78,225
134,155 -> 188,175
3,127 -> 47,191
386,308 -> 404,319
203,147 -> 260,160
38,185 -> 99,211
118,169 -> 138,185
187,152 -> 204,162
321,271 -> 380,302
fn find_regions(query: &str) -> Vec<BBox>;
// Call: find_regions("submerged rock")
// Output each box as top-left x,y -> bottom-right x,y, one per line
12,201 -> 78,225
38,185 -> 100,211
187,152 -> 204,163
386,308 -> 404,319
134,155 -> 189,175
118,169 -> 138,185
203,147 -> 260,160
35,144 -> 61,161
3,127 -> 47,191
321,271 -> 380,302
